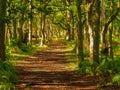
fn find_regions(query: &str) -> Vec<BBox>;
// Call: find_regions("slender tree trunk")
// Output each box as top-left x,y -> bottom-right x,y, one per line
71,12 -> 75,40
101,0 -> 105,46
30,0 -> 33,44
76,0 -> 84,61
93,0 -> 100,62
8,24 -> 13,39
13,19 -> 17,38
40,13 -> 46,46
87,0 -> 95,62
0,0 -> 7,60
101,0 -> 105,32
109,27 -> 113,59
66,0 -> 73,40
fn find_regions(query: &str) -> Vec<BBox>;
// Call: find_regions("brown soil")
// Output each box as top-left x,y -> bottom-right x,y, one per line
14,40 -> 120,90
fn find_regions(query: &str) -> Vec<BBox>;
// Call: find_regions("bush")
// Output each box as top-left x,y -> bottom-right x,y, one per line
96,59 -> 110,76
96,57 -> 120,76
9,38 -> 20,48
0,60 -> 18,90
6,38 -> 20,56
78,57 -> 120,85
78,60 -> 94,75
84,50 -> 89,57
112,73 -> 120,85
20,43 -> 34,53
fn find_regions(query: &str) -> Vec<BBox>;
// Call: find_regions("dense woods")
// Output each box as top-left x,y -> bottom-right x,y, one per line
0,0 -> 120,89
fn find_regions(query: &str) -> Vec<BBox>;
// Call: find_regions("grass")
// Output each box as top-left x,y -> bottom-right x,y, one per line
64,40 -> 79,70
8,44 -> 48,63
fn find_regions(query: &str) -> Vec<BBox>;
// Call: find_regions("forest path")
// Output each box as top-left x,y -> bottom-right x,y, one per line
14,40 -> 99,90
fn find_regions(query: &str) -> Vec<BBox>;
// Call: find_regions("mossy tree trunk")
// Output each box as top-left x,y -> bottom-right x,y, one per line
93,0 -> 100,62
87,0 -> 95,62
0,0 -> 7,60
76,0 -> 84,61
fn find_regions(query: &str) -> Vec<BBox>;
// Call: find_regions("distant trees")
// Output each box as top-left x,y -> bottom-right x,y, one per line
0,0 -> 120,62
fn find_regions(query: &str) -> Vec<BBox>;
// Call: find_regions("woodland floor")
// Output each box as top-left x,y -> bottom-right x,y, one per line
14,40 -> 120,90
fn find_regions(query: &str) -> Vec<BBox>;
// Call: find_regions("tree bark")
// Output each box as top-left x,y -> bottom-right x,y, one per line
66,0 -> 72,40
0,0 -> 7,60
76,0 -> 84,61
13,19 -> 17,38
93,0 -> 100,62
109,27 -> 113,59
87,0 -> 95,62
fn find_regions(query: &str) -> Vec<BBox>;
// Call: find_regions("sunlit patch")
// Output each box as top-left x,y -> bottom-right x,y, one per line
11,53 -> 30,57
11,53 -> 37,59
66,62 -> 79,70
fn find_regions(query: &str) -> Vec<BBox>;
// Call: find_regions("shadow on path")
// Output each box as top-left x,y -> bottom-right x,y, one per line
14,40 -> 113,90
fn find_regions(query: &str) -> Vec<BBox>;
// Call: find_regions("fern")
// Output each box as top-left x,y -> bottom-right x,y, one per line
0,60 -> 18,90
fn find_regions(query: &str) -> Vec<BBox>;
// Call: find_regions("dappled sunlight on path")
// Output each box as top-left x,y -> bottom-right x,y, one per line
14,40 -> 99,90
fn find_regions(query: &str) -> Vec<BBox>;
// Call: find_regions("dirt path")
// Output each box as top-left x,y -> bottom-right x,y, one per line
14,40 -> 104,90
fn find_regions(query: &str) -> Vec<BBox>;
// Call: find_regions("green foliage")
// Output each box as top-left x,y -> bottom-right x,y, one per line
6,38 -> 36,55
0,60 -> 18,90
77,57 -> 120,85
84,50 -> 89,57
96,57 -> 120,76
54,12 -> 65,23
20,43 -> 35,53
64,40 -> 76,52
78,60 -> 94,75
112,73 -> 120,85
9,38 -> 20,48
5,38 -> 20,59
6,46 -> 11,58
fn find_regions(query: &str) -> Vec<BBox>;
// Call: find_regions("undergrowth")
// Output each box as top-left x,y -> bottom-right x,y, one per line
4,38 -> 39,89
77,57 -> 120,86
0,60 -> 18,90
65,40 -> 120,87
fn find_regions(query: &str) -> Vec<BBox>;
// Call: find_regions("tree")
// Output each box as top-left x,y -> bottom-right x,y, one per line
87,0 -> 95,62
101,0 -> 120,57
93,0 -> 100,62
86,0 -> 100,62
0,0 -> 7,60
76,0 -> 84,61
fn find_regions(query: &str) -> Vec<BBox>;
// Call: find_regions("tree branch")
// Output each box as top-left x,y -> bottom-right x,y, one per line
103,8 -> 120,34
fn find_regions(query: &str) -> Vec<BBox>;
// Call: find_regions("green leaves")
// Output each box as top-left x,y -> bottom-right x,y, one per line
78,60 -> 94,75
0,61 -> 18,89
112,73 -> 120,85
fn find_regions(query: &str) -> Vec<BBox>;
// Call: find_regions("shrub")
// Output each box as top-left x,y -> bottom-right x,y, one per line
112,73 -> 120,85
9,38 -> 20,48
96,57 -> 120,76
78,60 -> 94,75
20,43 -> 34,53
0,60 -> 18,90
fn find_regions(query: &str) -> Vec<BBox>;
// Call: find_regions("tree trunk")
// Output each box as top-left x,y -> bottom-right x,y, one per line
40,13 -> 46,46
93,0 -> 100,62
101,0 -> 105,32
66,0 -> 73,40
87,0 -> 95,62
19,15 -> 24,43
30,0 -> 33,44
109,27 -> 113,59
0,0 -> 7,60
76,0 -> 84,61
13,19 -> 17,38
